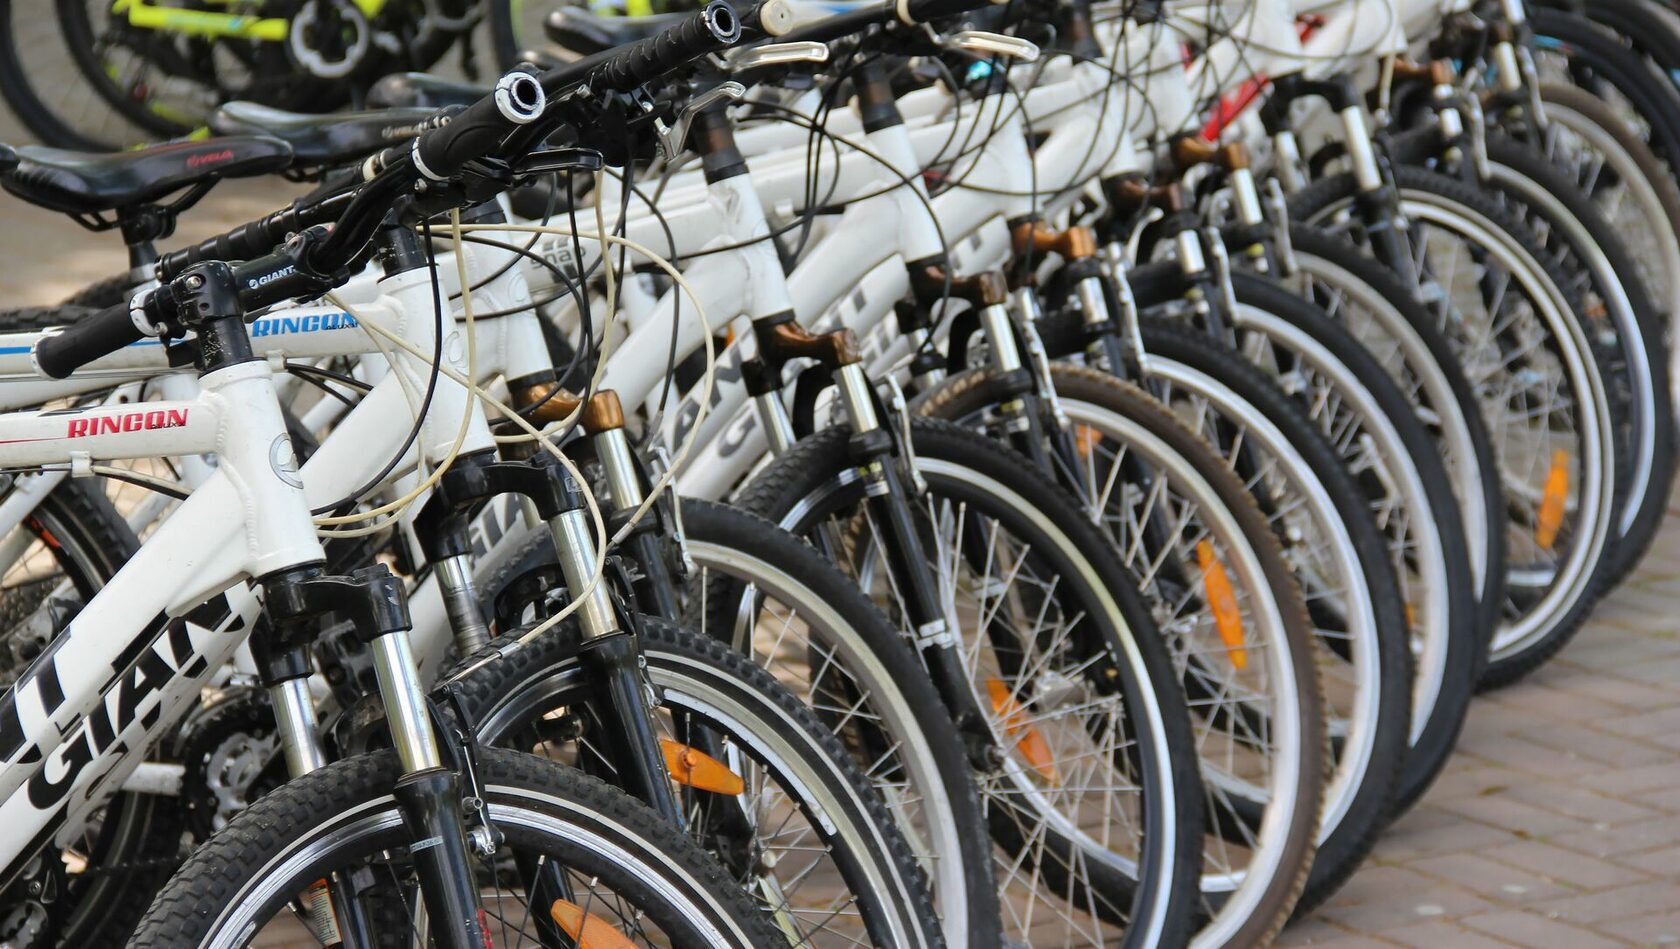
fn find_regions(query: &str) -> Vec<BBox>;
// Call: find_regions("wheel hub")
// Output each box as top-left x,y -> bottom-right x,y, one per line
287,0 -> 371,80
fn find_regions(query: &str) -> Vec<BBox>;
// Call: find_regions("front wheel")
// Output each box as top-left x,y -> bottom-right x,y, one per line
447,617 -> 947,948
1292,165 -> 1619,688
131,748 -> 783,947
915,364 -> 1325,946
737,418 -> 1203,948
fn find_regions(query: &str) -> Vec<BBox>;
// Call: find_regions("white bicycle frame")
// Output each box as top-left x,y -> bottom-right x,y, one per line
0,344 -> 326,885
0,245 -> 540,874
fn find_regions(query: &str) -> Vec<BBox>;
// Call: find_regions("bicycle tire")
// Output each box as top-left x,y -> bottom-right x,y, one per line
1529,5 -> 1680,176
468,499 -> 1002,946
1129,318 -> 1419,896
1290,164 -> 1619,689
680,499 -> 1002,948
0,450 -> 172,949
60,276 -> 131,312
1036,294 -> 1415,910
1481,131 -> 1678,587
1175,272 -> 1478,813
917,364 -> 1326,945
0,0 -> 141,149
1274,222 -> 1507,649
736,417 -> 1203,948
130,747 -> 782,947
1535,81 -> 1680,321
446,615 -> 946,948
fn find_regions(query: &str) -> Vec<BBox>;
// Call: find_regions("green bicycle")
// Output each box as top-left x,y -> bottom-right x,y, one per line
0,0 -> 476,149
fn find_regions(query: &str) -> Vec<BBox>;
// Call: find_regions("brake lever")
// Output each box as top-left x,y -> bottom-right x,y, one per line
943,30 -> 1040,62
655,80 -> 746,160
728,40 -> 830,71
516,146 -> 605,176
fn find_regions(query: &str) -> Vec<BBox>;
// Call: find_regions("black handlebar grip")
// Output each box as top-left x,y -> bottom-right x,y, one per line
161,208 -> 298,280
905,0 -> 1004,23
33,301 -> 149,379
591,0 -> 744,93
412,71 -> 547,181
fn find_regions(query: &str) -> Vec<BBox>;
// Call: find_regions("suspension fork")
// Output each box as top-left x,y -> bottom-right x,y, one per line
1488,4 -> 1549,133
512,384 -> 686,621
1264,71 -> 1425,290
504,386 -> 779,904
412,433 -> 683,824
908,261 -> 1064,474
1408,58 -> 1492,185
1202,139 -> 1290,278
1103,175 -> 1288,534
542,458 -> 685,825
1018,219 -> 1213,611
1004,222 -> 1114,495
262,563 -> 487,949
746,316 -> 998,764
159,253 -> 475,948
406,446 -> 668,933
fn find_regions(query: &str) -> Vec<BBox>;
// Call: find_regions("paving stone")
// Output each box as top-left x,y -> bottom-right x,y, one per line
1288,517 -> 1680,940
1548,816 -> 1680,859
1447,732 -> 1604,778
1434,795 -> 1593,838
1509,723 -> 1674,769
1476,839 -> 1651,891
1319,866 -> 1498,932
1371,809 -> 1518,862
1495,781 -> 1664,825
1402,852 -> 1575,904
1601,655 -> 1680,688
1578,759 -> 1680,797
1281,936 -> 1399,948
1527,880 -> 1680,926
1420,765 -> 1542,802
1277,917 -> 1365,946
1317,866 -> 1456,909
1457,910 -> 1625,948
1376,920 -> 1517,948
1599,908 -> 1680,945
1612,847 -> 1680,878
1547,671 -> 1680,712
1473,691 -> 1620,728
1628,784 -> 1680,813
1594,704 -> 1680,743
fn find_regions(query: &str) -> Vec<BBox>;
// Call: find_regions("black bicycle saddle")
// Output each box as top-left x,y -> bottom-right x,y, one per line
1,136 -> 293,216
210,102 -> 441,170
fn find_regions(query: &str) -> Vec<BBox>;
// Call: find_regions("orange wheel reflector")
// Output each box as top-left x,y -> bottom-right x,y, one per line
550,900 -> 637,949
1074,424 -> 1102,459
986,678 -> 1060,784
27,518 -> 59,550
1196,541 -> 1247,670
661,739 -> 745,796
1536,449 -> 1570,551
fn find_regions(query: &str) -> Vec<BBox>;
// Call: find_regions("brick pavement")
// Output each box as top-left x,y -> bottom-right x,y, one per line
1281,489 -> 1680,946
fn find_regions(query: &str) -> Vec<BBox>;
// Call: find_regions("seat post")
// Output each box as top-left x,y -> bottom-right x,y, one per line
117,205 -> 171,286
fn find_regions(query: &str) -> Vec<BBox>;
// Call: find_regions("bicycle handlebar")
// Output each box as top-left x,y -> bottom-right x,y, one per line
36,0 -> 995,379
412,71 -> 547,181
774,0 -> 1004,45
34,301 -> 149,379
595,0 -> 744,91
